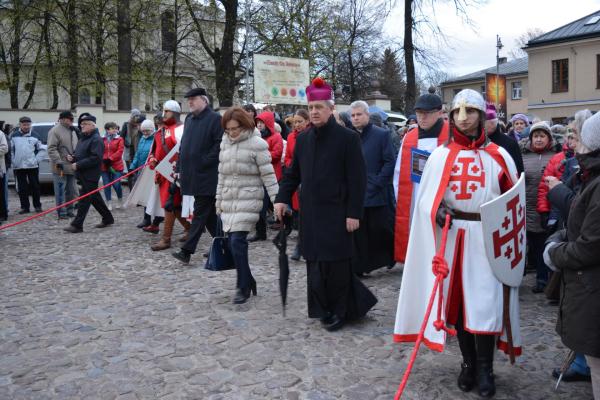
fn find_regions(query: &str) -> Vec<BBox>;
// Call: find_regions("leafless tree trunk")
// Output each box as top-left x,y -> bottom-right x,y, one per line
65,0 -> 79,108
117,0 -> 132,110
403,0 -> 416,114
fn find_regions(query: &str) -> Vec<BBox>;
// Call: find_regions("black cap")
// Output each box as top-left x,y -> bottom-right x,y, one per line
59,111 -> 74,120
19,116 -> 32,123
79,114 -> 96,123
184,87 -> 207,98
414,93 -> 442,111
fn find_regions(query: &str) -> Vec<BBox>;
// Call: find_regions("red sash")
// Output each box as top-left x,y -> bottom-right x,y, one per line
394,121 -> 449,262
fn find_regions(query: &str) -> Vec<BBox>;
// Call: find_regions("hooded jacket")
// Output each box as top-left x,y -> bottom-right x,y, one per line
215,128 -> 279,232
256,111 -> 283,180
102,133 -> 125,172
537,142 -> 574,213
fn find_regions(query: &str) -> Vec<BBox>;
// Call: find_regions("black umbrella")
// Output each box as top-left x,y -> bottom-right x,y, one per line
273,214 -> 293,316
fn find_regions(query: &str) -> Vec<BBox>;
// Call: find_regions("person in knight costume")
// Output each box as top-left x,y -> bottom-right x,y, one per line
392,89 -> 449,264
147,100 -> 190,251
393,89 -> 522,398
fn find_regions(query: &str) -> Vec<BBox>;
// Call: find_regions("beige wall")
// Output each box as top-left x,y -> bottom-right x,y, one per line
526,37 -> 600,121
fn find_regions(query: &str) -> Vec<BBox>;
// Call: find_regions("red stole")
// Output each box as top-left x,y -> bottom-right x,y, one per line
394,121 -> 449,262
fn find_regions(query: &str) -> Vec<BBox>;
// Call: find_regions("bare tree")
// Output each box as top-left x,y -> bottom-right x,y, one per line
508,28 -> 544,59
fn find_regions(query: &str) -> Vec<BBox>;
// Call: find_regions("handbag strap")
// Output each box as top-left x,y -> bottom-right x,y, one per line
216,217 -> 224,236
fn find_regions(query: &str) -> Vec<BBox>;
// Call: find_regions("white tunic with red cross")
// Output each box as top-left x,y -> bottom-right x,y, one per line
393,137 -> 522,357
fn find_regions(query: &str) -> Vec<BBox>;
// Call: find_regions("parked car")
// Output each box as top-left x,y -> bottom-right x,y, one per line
387,112 -> 408,128
7,122 -> 55,186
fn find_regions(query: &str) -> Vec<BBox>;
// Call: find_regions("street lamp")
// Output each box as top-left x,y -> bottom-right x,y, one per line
496,35 -> 503,115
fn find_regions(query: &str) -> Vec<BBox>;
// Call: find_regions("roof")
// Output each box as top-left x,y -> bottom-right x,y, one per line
527,9 -> 600,48
441,57 -> 528,85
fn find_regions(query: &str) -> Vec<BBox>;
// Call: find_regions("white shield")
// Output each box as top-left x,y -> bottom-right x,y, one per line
155,141 -> 180,184
480,173 -> 527,287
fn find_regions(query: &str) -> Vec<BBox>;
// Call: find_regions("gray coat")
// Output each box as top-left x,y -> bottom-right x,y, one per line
0,131 -> 7,176
47,123 -> 78,175
519,138 -> 560,232
10,130 -> 41,170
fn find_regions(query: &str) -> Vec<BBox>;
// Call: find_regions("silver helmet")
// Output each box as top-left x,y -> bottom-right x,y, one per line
450,89 -> 485,121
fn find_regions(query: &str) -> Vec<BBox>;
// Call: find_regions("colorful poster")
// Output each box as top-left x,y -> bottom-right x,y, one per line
253,54 -> 310,105
486,73 -> 507,122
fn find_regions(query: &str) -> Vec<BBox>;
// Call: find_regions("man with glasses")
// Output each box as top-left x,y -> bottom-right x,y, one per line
393,89 -> 449,263
64,114 -> 114,233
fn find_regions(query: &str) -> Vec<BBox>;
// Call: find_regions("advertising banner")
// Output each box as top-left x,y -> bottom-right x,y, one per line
486,73 -> 507,122
254,54 -> 310,105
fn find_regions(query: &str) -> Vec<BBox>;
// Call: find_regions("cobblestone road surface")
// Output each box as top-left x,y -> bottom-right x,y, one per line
0,192 -> 594,399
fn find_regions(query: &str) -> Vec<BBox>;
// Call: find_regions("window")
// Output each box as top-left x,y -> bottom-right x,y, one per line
552,117 -> 566,125
161,11 -> 176,52
597,55 -> 600,89
511,81 -> 522,100
453,88 -> 462,96
79,88 -> 91,104
552,59 -> 568,93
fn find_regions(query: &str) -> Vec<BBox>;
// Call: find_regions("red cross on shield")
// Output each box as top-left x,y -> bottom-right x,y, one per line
480,173 -> 527,287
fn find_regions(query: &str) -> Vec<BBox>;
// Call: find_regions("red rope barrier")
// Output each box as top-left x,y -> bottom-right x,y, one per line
0,164 -> 147,231
394,215 -> 454,400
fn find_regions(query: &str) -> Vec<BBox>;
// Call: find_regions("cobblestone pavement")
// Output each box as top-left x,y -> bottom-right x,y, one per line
0,192 -> 594,400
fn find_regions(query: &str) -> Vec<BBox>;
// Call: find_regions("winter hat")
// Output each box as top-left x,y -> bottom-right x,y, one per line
80,114 -> 96,124
580,111 -> 600,152
163,100 -> 181,113
140,119 -> 155,131
306,77 -> 334,102
485,104 -> 497,121
59,111 -> 74,120
510,113 -> 529,125
414,93 -> 442,111
529,121 -> 552,140
130,109 -> 141,117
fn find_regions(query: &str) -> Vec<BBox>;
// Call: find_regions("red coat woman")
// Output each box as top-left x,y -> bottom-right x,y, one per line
102,130 -> 125,172
284,109 -> 310,210
256,111 -> 284,180
149,121 -> 184,208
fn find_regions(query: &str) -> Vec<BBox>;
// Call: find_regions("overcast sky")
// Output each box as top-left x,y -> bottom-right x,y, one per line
383,0 -> 600,79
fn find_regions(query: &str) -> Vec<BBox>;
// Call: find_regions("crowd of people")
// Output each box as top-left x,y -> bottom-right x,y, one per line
0,79 -> 598,399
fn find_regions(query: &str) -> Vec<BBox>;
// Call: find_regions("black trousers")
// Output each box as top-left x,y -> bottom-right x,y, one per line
0,174 -> 7,220
456,310 -> 496,363
527,230 -> 550,287
352,205 -> 395,274
181,195 -> 217,254
71,179 -> 114,229
255,188 -> 271,237
15,168 -> 41,211
306,259 -> 377,320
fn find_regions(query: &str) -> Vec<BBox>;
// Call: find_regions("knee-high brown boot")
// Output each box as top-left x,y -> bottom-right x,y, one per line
151,211 -> 175,251
175,210 -> 191,242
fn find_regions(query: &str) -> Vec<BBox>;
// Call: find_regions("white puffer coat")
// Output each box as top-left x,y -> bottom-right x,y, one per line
216,128 -> 279,232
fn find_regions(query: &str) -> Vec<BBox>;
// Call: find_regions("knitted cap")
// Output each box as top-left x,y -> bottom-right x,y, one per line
510,113 -> 529,125
529,121 -> 552,140
580,111 -> 600,152
485,104 -> 497,121
163,100 -> 181,113
140,119 -> 155,131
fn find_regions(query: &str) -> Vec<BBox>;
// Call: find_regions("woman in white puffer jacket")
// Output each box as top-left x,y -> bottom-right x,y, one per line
216,107 -> 279,304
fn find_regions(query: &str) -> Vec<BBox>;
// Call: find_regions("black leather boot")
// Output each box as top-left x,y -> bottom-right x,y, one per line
458,359 -> 476,392
475,334 -> 496,398
456,313 -> 477,392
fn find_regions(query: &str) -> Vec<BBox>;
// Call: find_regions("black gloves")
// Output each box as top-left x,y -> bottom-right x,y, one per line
435,200 -> 454,229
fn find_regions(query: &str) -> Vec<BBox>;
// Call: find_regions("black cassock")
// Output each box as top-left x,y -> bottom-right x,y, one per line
275,116 -> 377,320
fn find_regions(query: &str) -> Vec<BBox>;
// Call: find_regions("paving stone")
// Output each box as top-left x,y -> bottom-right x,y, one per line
0,192 -> 593,399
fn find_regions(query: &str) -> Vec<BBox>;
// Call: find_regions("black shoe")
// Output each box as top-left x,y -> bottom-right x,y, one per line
532,284 -> 546,293
35,207 -> 42,213
233,288 -> 251,304
66,212 -> 76,218
172,250 -> 191,264
477,361 -> 496,398
324,314 -> 345,332
18,209 -> 30,215
552,367 -> 591,382
137,220 -> 151,228
203,252 -> 209,258
320,312 -> 334,325
457,361 -> 476,392
64,225 -> 83,233
247,233 -> 267,242
95,221 -> 114,228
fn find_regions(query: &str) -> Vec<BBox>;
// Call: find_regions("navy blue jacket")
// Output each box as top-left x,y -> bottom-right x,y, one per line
74,131 -> 104,182
358,123 -> 396,207
178,107 -> 223,196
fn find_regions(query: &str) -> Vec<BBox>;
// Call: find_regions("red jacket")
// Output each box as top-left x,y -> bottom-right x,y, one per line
102,135 -> 125,172
284,129 -> 306,210
537,143 -> 572,213
256,111 -> 283,180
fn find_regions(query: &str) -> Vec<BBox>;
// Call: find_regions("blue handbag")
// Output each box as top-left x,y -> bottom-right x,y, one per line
205,219 -> 235,271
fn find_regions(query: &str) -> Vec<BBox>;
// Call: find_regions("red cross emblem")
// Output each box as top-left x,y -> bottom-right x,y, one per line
492,194 -> 526,268
448,157 -> 486,200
